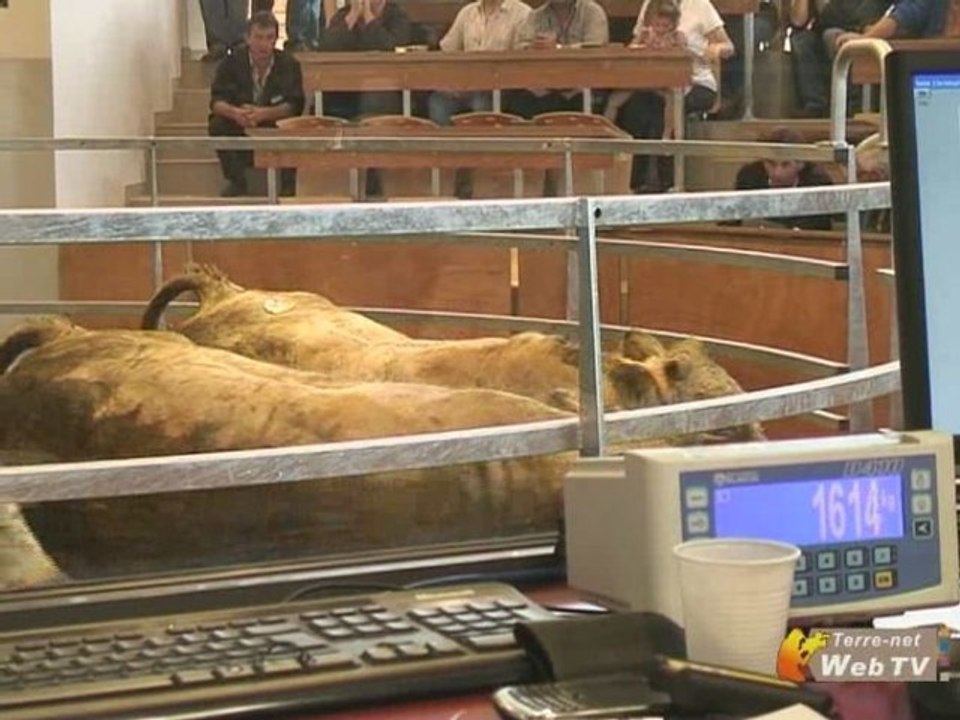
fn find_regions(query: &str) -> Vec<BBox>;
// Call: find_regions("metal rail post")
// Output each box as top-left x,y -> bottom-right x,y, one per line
576,197 -> 605,457
831,39 -> 891,431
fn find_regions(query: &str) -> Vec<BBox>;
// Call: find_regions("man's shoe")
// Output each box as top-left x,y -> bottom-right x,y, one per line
201,45 -> 227,63
220,180 -> 247,197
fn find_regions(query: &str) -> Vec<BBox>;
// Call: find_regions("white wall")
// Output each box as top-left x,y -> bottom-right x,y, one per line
0,0 -> 57,336
50,0 -> 183,208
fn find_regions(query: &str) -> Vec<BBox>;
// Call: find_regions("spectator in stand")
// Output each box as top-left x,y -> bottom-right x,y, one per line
733,127 -> 835,230
199,0 -> 249,62
716,0 -> 778,119
605,0 -> 685,141
507,0 -> 610,118
208,12 -> 305,196
789,0 -> 890,117
608,0 -> 733,192
834,0 -> 949,45
285,0 -> 324,51
319,0 -> 412,117
427,0 -> 532,125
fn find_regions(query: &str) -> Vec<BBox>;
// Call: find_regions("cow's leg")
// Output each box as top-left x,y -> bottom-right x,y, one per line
0,504 -> 65,590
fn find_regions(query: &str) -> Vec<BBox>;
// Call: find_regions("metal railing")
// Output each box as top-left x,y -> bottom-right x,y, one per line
0,172 -> 896,502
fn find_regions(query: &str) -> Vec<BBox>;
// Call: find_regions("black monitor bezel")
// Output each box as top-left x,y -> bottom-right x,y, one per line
885,48 -> 960,460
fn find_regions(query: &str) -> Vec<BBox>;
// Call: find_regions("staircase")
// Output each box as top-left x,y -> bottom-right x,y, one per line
127,52 -> 266,207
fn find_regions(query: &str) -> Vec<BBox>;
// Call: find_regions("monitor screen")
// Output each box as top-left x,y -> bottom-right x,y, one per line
886,50 -> 960,458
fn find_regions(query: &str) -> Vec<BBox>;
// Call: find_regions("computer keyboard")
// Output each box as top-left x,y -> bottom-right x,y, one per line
0,581 -> 557,720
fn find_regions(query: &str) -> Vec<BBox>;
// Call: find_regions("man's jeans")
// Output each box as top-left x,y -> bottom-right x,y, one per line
286,0 -> 323,49
199,0 -> 247,50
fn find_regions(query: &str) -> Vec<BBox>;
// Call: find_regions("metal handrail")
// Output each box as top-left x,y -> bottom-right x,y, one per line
831,38 -> 891,147
0,150 -> 897,503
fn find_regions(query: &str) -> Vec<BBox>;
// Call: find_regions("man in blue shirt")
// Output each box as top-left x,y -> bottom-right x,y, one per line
835,0 -> 949,45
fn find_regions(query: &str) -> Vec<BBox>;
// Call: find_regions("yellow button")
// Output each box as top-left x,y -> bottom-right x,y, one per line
875,570 -> 895,589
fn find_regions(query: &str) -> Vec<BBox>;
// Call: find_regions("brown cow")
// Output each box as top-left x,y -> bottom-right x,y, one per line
143,265 -> 764,441
2,318 -> 576,580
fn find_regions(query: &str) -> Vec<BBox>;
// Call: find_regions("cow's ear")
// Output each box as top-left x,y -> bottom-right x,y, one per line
622,331 -> 665,361
663,354 -> 693,383
606,357 -> 659,401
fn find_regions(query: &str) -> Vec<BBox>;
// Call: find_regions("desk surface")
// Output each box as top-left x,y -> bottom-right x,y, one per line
296,47 -> 692,93
851,38 -> 960,85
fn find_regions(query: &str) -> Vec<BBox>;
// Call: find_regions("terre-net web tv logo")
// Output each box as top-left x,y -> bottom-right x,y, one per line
777,627 -> 953,683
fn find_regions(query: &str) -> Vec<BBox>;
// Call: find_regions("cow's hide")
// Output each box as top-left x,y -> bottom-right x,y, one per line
143,264 -> 764,442
2,318 -> 573,580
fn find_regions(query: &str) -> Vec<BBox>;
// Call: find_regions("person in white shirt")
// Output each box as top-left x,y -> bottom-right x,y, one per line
428,0 -> 532,125
607,0 -> 734,191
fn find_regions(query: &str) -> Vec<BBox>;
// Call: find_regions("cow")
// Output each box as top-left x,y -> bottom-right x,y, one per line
142,265 -> 764,442
1,317 -> 578,581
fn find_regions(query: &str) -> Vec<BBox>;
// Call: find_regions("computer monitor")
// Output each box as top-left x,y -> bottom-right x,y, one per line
886,49 -> 960,460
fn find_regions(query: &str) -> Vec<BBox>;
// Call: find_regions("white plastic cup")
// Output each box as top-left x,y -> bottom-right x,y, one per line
673,538 -> 800,675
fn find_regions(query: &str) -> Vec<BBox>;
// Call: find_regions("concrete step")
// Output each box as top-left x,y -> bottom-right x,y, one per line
157,89 -> 211,124
157,122 -> 207,136
154,123 -> 216,160
179,58 -> 217,90
157,158 -> 224,195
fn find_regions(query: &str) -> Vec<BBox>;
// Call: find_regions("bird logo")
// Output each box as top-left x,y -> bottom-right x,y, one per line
777,628 -> 830,682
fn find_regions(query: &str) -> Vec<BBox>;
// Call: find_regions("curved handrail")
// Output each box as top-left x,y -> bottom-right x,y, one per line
831,38 -> 892,147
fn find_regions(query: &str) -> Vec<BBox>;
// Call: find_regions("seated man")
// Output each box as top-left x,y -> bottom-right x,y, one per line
428,0 -> 532,125
835,0 -> 950,45
319,0 -> 412,118
733,127 -> 835,231
208,11 -> 305,197
507,0 -> 610,118
788,0 -> 889,117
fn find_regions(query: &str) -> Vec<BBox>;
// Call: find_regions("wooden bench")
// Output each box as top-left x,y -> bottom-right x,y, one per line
249,120 -> 634,201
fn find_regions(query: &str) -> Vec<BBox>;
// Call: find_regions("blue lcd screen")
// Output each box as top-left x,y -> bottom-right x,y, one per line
713,475 -> 904,545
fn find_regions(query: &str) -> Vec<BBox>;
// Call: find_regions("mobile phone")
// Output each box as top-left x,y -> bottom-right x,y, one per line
492,672 -> 671,720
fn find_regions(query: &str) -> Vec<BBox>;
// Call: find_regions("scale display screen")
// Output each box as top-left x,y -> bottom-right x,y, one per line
713,475 -> 905,544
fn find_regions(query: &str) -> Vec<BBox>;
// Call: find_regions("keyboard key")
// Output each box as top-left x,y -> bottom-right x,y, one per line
259,657 -> 303,675
309,617 -> 341,630
0,673 -> 174,707
302,651 -> 358,672
467,601 -> 498,612
321,627 -> 356,640
385,621 -> 415,633
362,646 -> 399,664
427,638 -> 465,656
213,663 -> 256,680
463,633 -> 516,651
409,608 -> 440,619
173,669 -> 217,684
244,622 -> 300,637
270,632 -> 330,650
395,643 -> 431,659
